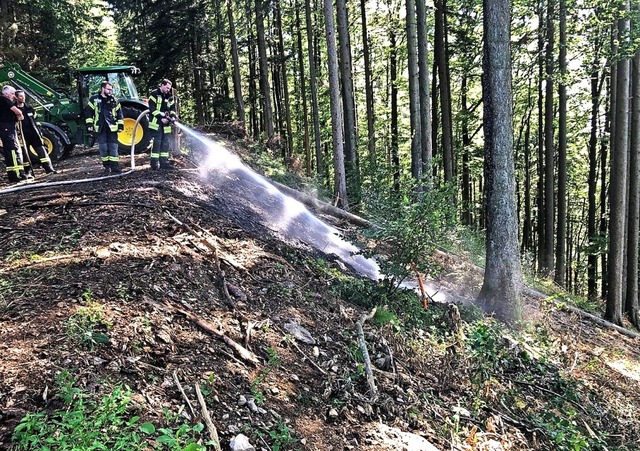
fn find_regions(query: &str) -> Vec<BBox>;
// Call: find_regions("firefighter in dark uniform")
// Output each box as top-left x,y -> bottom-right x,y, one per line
15,90 -> 56,175
148,79 -> 177,170
85,81 -> 124,174
0,85 -> 25,183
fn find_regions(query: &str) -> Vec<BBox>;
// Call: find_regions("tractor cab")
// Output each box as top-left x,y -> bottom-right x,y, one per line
76,65 -> 142,106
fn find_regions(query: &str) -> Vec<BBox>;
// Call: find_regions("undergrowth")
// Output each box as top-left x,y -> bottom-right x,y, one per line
330,272 -> 620,449
12,371 -> 213,450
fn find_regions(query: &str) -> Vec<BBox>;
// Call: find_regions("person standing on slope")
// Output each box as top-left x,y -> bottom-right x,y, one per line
0,85 -> 25,183
15,90 -> 56,175
85,81 -> 124,174
148,79 -> 177,170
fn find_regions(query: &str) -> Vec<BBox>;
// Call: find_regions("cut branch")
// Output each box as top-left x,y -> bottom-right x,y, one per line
355,307 -> 378,402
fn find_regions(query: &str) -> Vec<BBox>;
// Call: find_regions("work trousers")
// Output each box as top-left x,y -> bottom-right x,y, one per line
21,131 -> 52,173
0,122 -> 23,182
150,128 -> 172,169
96,127 -> 120,170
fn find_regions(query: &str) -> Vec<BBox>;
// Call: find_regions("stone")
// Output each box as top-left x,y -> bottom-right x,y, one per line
229,434 -> 255,451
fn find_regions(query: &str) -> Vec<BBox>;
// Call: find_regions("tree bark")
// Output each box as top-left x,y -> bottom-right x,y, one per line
336,0 -> 360,207
227,0 -> 245,125
406,0 -> 422,181
360,0 -> 376,166
416,0 -> 433,186
555,0 -> 566,286
390,28 -> 400,192
606,6 -> 630,325
587,67 -> 604,300
322,0 -> 349,209
295,3 -> 311,176
625,45 -> 640,326
255,0 -> 274,138
305,0 -> 324,178
543,0 -> 555,275
434,0 -> 453,184
477,0 -> 523,324
275,0 -> 294,160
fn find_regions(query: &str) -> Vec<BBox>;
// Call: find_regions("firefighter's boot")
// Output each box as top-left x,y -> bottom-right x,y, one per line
43,162 -> 56,174
110,161 -> 122,174
159,157 -> 174,170
102,161 -> 111,175
7,171 -> 20,183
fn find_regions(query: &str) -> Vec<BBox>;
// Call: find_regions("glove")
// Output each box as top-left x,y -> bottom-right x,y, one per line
117,124 -> 124,132
86,125 -> 94,133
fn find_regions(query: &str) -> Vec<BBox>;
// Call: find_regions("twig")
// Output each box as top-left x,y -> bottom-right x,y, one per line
410,262 -> 432,309
195,384 -> 222,451
173,371 -> 197,420
275,325 -> 327,375
175,306 -> 259,365
150,298 -> 259,365
355,307 -> 378,402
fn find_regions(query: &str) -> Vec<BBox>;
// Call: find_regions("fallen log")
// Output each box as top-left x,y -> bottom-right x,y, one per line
270,180 -> 372,228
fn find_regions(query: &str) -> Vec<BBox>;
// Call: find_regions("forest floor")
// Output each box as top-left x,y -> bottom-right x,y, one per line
0,141 -> 639,450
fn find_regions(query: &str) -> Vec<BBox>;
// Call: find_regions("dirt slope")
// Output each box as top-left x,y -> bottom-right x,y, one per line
0,149 -> 639,450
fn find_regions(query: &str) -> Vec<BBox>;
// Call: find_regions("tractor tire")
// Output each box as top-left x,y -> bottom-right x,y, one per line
118,106 -> 151,155
40,127 -> 65,161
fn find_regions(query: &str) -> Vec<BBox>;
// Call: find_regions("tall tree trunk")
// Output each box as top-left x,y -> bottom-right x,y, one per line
606,6 -> 630,325
434,0 -> 453,184
542,0 -> 555,275
295,3 -> 312,176
336,0 -> 360,207
255,0 -> 274,138
360,0 -> 376,166
246,0 -> 259,137
416,0 -> 433,185
478,0 -> 523,323
406,0 -> 422,180
227,0 -> 245,125
587,67 -> 604,299
322,0 -> 348,209
305,0 -> 324,178
555,0 -> 567,286
461,74 -> 472,225
431,61 -> 440,181
390,28 -> 400,192
536,0 -> 545,272
275,0 -> 294,160
522,90 -> 534,254
625,44 -> 640,326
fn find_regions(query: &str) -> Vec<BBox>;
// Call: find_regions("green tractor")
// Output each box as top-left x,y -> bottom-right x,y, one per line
0,62 -> 152,160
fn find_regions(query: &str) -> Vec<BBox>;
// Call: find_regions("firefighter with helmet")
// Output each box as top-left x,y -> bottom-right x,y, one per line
148,79 -> 177,170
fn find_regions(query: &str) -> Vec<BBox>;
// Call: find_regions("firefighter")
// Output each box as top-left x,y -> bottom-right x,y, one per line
0,85 -> 26,183
85,81 -> 124,174
15,90 -> 56,175
148,79 -> 177,170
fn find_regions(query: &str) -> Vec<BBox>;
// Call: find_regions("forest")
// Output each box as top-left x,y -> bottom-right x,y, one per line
2,0 -> 640,325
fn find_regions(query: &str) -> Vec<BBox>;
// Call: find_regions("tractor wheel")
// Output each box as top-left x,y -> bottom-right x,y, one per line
40,127 -> 65,161
118,106 -> 151,155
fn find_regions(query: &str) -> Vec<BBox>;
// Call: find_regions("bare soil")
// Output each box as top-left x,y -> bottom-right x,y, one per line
0,147 -> 639,450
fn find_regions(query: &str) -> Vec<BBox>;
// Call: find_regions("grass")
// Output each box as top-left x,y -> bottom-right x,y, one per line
12,371 -> 212,450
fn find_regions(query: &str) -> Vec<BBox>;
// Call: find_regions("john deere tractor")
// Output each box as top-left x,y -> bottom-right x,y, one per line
0,62 -> 151,160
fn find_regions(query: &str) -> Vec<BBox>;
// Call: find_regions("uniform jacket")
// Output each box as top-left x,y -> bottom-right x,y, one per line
148,87 -> 176,134
85,94 -> 124,133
